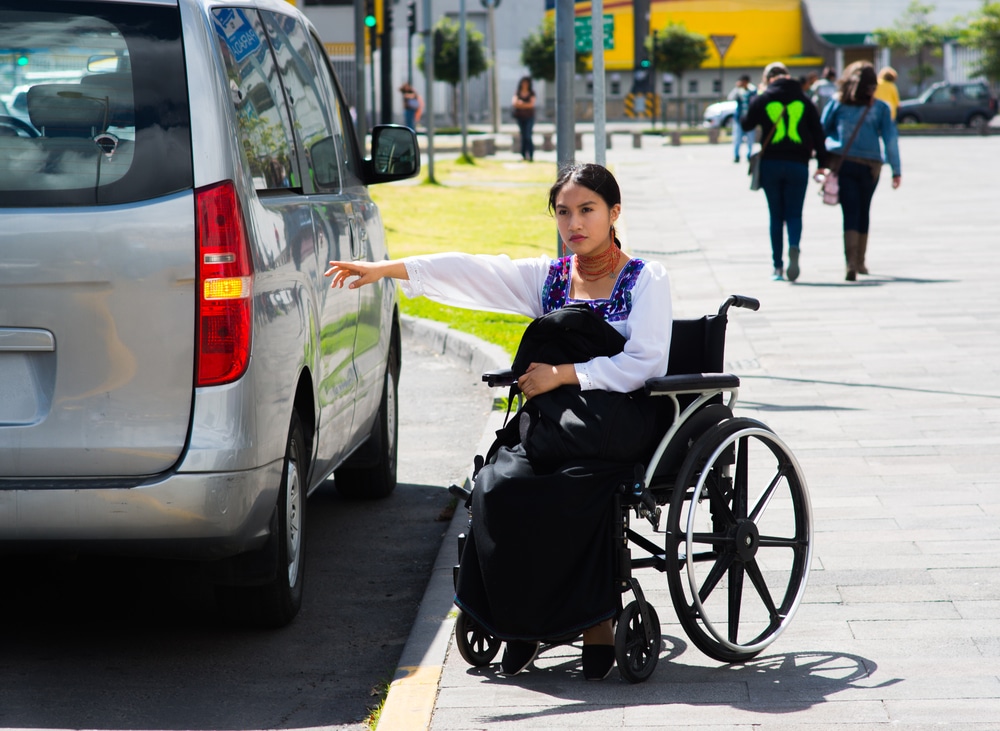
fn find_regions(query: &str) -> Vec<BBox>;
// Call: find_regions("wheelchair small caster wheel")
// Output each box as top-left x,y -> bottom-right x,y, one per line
615,601 -> 661,683
455,610 -> 501,667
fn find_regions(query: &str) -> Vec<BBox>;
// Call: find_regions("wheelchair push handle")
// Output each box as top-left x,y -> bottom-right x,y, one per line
718,294 -> 760,316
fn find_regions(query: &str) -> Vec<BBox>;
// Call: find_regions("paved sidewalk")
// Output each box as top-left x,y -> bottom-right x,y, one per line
380,135 -> 1000,730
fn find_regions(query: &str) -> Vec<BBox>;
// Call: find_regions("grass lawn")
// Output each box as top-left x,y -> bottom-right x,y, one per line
370,157 -> 562,356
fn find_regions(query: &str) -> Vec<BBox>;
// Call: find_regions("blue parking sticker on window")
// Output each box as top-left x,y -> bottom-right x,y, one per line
213,8 -> 261,63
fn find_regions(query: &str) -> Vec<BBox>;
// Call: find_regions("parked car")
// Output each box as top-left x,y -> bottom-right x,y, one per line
896,81 -> 998,128
0,0 -> 420,627
703,99 -> 737,129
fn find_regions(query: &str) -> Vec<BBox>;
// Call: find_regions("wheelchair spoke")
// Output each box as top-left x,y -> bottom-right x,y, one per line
744,558 -> 781,625
748,466 -> 786,524
734,436 -> 749,520
727,561 -> 744,644
697,550 -> 735,604
757,534 -> 807,549
689,530 -> 732,547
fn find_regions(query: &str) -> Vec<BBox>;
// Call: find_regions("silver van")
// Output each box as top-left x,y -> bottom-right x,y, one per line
0,0 -> 419,626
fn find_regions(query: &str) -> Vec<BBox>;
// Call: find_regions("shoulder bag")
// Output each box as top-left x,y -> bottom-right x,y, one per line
748,108 -> 782,191
817,100 -> 872,205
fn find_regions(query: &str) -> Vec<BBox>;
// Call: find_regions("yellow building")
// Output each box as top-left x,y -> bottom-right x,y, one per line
568,0 -> 825,72
547,0 -> 830,121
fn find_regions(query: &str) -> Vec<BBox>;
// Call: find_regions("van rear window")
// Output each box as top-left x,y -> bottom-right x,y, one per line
0,2 -> 192,207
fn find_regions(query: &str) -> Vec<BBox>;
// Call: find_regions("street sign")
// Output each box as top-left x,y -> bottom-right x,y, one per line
709,34 -> 735,59
574,15 -> 614,52
624,92 -> 656,119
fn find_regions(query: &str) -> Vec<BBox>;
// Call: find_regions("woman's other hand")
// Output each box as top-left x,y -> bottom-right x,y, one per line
518,362 -> 579,398
892,175 -> 901,189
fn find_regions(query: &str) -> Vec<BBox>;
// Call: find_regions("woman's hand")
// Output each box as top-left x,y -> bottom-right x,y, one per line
324,260 -> 407,289
892,175 -> 902,189
518,363 -> 578,398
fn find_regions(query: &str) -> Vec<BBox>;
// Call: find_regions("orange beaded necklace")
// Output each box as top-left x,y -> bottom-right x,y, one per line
575,244 -> 621,281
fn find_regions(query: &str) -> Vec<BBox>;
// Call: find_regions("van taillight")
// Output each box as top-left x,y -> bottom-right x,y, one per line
195,180 -> 253,386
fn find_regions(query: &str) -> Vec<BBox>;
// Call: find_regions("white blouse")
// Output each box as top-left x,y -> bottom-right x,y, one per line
401,252 -> 672,393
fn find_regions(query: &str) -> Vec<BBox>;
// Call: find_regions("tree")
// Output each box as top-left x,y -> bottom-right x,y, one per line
873,1 -> 950,93
417,17 -> 489,127
649,22 -> 711,127
959,1 -> 1000,83
520,16 -> 590,83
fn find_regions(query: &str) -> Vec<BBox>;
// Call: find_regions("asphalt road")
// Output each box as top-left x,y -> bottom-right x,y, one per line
0,330 -> 495,731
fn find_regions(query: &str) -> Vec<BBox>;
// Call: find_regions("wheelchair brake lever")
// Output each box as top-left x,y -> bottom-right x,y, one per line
629,466 -> 661,530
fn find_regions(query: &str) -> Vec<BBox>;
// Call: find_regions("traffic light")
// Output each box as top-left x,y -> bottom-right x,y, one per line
363,0 -> 376,29
406,1 -> 416,37
383,2 -> 392,34
16,54 -> 29,67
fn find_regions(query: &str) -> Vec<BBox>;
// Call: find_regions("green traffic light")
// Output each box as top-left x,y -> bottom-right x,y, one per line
17,55 -> 29,67
364,15 -> 377,28
639,60 -> 651,68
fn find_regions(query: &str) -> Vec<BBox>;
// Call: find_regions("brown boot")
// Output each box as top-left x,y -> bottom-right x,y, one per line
844,230 -> 859,281
857,233 -> 869,274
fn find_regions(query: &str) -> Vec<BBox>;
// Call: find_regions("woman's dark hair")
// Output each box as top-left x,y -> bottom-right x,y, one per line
517,76 -> 534,95
547,163 -> 623,248
839,61 -> 878,105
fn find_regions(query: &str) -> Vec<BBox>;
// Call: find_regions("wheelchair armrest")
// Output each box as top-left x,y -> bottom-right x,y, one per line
482,368 -> 516,388
645,373 -> 740,395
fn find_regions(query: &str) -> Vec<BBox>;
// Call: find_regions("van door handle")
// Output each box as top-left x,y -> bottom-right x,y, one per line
0,328 -> 55,352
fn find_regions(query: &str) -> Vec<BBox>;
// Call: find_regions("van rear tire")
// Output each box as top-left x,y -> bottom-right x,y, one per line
216,412 -> 307,628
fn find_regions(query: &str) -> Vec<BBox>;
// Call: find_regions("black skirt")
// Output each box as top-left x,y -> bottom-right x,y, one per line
454,443 -> 635,641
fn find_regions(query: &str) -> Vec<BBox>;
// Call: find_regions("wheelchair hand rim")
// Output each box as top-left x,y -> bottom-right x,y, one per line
684,426 -> 814,654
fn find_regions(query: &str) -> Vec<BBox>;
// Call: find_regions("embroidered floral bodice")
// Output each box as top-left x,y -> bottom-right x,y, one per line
541,256 -> 645,322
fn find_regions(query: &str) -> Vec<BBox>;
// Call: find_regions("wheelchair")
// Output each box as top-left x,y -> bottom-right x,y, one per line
450,295 -> 813,683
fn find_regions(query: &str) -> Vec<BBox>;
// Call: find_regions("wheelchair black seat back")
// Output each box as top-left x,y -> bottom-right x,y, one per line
452,295 -> 813,683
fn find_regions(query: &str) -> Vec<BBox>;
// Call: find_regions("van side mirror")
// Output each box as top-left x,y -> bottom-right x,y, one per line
366,124 -> 420,184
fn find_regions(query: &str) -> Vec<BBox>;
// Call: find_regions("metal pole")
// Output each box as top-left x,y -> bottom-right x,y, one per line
369,24 -> 377,130
555,0 -> 575,256
459,0 -> 468,158
650,29 -> 657,131
591,0 -> 606,166
422,0 -> 435,183
488,3 -> 499,133
354,0 -> 367,142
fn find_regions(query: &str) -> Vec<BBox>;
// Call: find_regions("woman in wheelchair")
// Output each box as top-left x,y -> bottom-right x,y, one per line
326,163 -> 672,680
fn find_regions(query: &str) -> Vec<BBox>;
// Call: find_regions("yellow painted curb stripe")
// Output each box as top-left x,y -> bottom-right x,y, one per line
376,665 -> 443,730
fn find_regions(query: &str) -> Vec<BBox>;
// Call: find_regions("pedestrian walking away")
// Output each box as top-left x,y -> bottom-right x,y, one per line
875,66 -> 901,120
819,61 -> 902,281
512,76 -> 537,162
810,66 -> 837,115
325,163 -> 672,682
400,82 -> 423,130
728,74 -> 757,163
741,61 -> 829,282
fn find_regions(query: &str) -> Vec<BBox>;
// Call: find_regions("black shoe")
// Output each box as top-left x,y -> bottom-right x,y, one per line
582,644 -> 615,681
500,641 -> 539,676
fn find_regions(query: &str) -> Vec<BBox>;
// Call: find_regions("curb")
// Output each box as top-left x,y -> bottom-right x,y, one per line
377,317 -> 509,731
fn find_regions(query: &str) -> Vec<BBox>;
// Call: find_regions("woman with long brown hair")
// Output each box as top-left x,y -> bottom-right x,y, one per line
819,61 -> 902,280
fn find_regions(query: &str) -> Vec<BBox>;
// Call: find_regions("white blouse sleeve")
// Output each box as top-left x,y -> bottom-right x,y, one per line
400,252 -> 550,319
574,261 -> 672,392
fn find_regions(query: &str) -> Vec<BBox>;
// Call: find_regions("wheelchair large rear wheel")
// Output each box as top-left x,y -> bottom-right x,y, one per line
665,417 -> 812,663
455,610 -> 502,667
